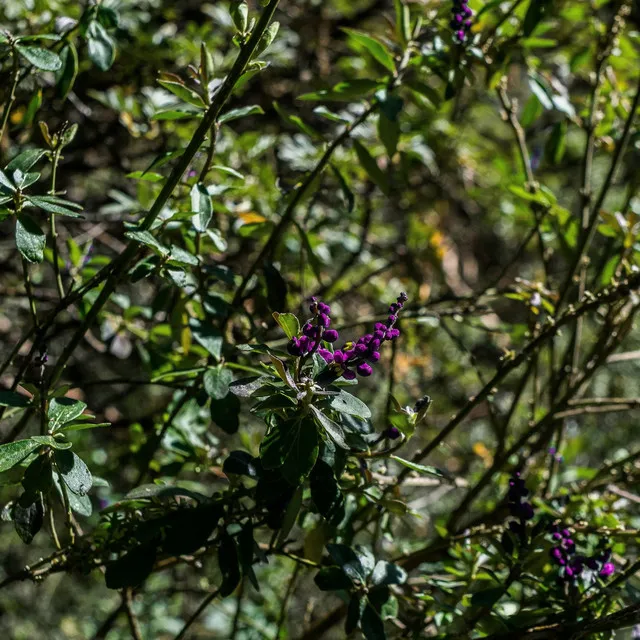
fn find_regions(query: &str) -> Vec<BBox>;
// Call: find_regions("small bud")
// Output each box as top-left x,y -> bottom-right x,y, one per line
255,21 -> 279,57
230,2 -> 249,33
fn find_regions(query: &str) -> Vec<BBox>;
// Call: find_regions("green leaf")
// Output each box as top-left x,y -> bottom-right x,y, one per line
125,229 -> 169,257
353,140 -> 389,195
123,484 -> 206,503
27,195 -> 83,217
13,492 -> 44,544
0,440 -> 41,473
218,105 -> 265,124
277,485 -> 303,546
264,263 -> 288,311
260,417 -> 319,486
342,28 -> 395,72
152,108 -> 202,121
87,21 -> 116,71
389,455 -> 449,481
210,394 -> 241,434
54,450 -> 93,496
203,366 -> 234,400
378,113 -> 399,157
161,505 -> 221,555
229,376 -> 268,398
298,80 -> 381,102
311,405 -> 349,449
471,587 -> 504,607
310,459 -> 345,524
523,0 -> 552,36
218,533 -> 241,596
6,149 -> 46,172
0,391 -> 31,408
189,319 -> 223,360
55,42 -> 78,99
361,603 -> 386,640
30,435 -> 72,450
22,455 -> 53,494
158,80 -> 205,108
48,397 -> 87,431
212,165 -> 244,180
16,45 -> 62,71
97,6 -> 119,29
16,214 -> 46,263
0,169 -> 16,192
331,164 -> 355,212
273,312 -> 300,340
330,391 -> 371,420
191,182 -> 213,232
315,566 -> 353,591
406,80 -> 442,108
313,106 -> 350,123
223,451 -> 261,479
105,544 -> 157,589
371,561 -> 407,586
327,544 -> 366,583
544,121 -> 567,165
168,245 -> 198,266
126,171 -> 165,183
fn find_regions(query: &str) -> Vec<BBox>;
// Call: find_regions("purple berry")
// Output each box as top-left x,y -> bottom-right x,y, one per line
324,329 -> 339,343
357,363 -> 373,377
386,426 -> 401,440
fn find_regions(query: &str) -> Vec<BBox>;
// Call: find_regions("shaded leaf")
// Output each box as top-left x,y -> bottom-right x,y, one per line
16,214 -> 46,263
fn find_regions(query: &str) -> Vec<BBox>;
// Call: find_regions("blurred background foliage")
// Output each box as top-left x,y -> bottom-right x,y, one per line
1,0 -> 640,638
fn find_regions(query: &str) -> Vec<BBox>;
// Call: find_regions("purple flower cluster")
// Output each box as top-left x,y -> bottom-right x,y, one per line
451,0 -> 473,43
507,472 -> 534,537
320,292 -> 407,380
287,298 -> 338,357
287,293 -> 407,380
549,526 -> 615,582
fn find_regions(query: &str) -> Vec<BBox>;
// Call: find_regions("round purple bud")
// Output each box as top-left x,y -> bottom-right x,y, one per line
324,329 -> 339,343
333,350 -> 345,364
387,328 -> 400,340
342,369 -> 356,380
368,351 -> 381,363
357,363 -> 373,377
319,313 -> 330,328
599,562 -> 615,578
318,348 -> 334,363
354,344 -> 368,356
385,426 -> 401,440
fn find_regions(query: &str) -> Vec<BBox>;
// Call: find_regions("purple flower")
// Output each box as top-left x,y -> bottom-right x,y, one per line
318,348 -> 334,362
599,562 -> 615,578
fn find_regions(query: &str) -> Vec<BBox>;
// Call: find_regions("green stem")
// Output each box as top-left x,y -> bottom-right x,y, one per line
0,47 -> 20,150
49,147 -> 65,299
